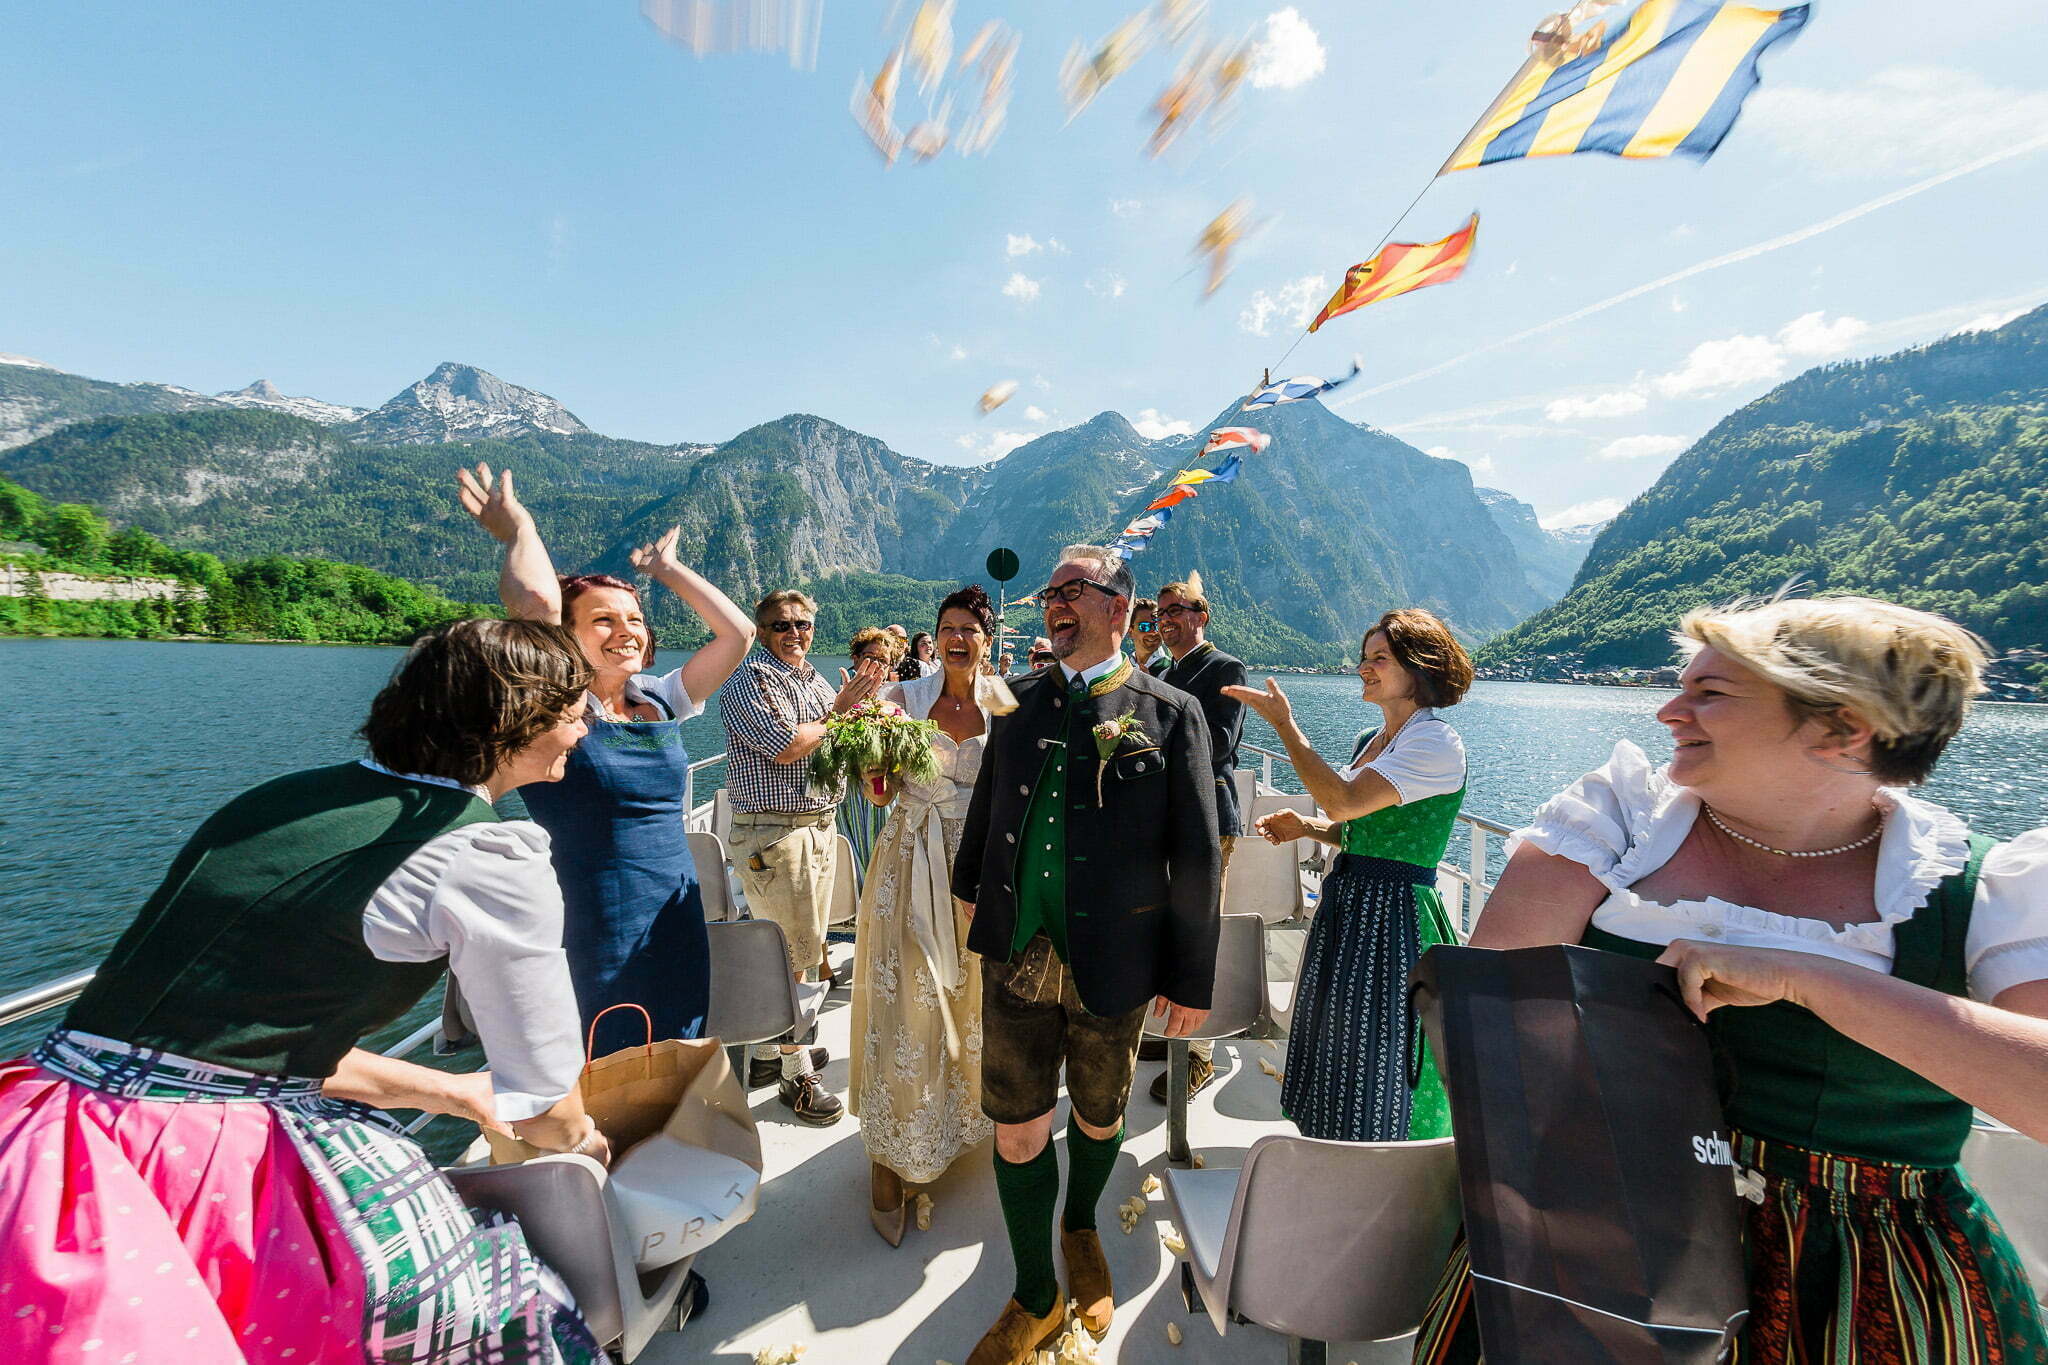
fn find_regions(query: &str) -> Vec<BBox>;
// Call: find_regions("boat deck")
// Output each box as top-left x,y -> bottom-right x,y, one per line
651,938 -> 1416,1365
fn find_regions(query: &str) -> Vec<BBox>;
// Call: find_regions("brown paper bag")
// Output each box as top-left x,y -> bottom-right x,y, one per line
484,1006 -> 764,1267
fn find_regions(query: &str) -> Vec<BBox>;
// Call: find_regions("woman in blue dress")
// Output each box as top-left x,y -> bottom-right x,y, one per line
459,463 -> 754,1056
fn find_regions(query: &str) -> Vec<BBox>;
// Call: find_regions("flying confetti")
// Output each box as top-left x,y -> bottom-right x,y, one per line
641,0 -> 825,68
1059,12 -> 1151,119
977,380 -> 1019,414
851,50 -> 907,163
904,0 -> 955,94
1242,360 -> 1363,409
1194,198 -> 1255,297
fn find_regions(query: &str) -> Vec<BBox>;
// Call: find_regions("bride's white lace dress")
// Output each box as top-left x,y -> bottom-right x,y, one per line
848,673 -> 994,1183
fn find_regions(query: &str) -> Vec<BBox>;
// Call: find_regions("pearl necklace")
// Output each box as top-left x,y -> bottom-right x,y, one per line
1703,805 -> 1882,858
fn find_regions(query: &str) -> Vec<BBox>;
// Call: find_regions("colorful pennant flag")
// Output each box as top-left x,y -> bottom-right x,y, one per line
1243,359 -> 1362,410
1144,485 -> 1198,512
1309,214 -> 1479,332
1443,0 -> 1811,172
1199,427 -> 1271,457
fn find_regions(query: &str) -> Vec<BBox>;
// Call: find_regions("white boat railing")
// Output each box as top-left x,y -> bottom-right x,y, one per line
0,741 -> 1512,1100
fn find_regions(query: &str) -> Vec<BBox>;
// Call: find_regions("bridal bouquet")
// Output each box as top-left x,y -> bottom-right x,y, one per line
807,696 -> 941,802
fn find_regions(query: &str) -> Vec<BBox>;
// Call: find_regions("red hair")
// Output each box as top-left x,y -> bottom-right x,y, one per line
558,574 -> 653,669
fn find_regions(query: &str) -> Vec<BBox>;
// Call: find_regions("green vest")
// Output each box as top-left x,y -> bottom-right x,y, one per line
1011,677 -> 1083,960
65,762 -> 500,1078
1583,832 -> 1995,1168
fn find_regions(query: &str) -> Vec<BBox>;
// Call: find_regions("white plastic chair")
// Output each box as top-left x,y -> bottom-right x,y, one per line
1164,1134 -> 1460,1363
827,832 -> 859,927
705,918 -> 822,1087
446,1153 -> 692,1362
687,829 -> 735,923
1963,1118 -> 2048,1306
1143,912 -> 1268,1164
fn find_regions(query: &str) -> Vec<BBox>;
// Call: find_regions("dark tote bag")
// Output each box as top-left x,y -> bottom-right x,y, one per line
1410,943 -> 1748,1364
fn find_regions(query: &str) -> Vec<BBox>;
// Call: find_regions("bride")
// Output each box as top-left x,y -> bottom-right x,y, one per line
848,585 -> 1015,1244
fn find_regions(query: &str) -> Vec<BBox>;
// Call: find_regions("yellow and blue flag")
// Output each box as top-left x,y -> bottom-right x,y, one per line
1443,0 -> 1810,172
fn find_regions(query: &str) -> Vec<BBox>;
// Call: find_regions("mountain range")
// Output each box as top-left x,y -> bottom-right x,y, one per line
1479,303 -> 2048,684
0,356 -> 1589,665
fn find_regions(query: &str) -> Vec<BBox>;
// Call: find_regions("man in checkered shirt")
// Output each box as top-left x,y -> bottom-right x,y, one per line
718,587 -> 890,1125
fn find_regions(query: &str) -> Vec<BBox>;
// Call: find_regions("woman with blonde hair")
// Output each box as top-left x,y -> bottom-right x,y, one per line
1413,595 -> 2048,1363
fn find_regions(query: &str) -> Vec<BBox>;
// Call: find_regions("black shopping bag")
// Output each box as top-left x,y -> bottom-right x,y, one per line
1410,943 -> 1747,1364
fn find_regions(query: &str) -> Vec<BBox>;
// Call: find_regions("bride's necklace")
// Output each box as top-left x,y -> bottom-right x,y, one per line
1703,804 -> 1882,858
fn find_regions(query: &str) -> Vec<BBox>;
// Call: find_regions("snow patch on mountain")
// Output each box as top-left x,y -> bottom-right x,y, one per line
0,354 -> 58,372
350,362 -> 591,445
215,379 -> 365,425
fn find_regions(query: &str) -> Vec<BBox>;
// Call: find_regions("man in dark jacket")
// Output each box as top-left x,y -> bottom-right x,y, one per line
1147,573 -> 1248,1101
952,545 -> 1220,1365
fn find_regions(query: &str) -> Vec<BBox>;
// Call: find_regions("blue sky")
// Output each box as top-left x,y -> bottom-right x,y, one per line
4,0 -> 2046,527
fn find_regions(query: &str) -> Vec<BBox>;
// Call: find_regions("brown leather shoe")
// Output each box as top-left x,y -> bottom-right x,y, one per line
965,1296 -> 1066,1365
1061,1228 -> 1114,1338
1148,1050 -> 1216,1104
776,1072 -> 843,1126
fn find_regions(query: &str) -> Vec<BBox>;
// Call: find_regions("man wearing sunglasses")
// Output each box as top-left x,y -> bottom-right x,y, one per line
718,588 -> 891,1126
1129,597 -> 1170,676
953,546 -> 1220,1365
1141,574 -> 1248,1105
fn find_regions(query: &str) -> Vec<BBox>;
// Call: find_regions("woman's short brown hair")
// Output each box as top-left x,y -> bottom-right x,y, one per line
359,618 -> 593,786
1367,608 -> 1474,709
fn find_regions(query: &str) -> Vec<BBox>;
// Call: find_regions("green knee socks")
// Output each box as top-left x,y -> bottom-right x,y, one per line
1061,1115 -> 1124,1233
993,1140 -> 1061,1318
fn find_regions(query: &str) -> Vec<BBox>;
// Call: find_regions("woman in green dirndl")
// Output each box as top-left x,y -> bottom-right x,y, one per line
1232,608 -> 1472,1141
1413,596 -> 2048,1364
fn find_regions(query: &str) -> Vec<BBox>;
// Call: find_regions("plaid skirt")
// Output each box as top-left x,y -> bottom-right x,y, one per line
1412,1131 -> 2048,1365
0,1029 -> 599,1365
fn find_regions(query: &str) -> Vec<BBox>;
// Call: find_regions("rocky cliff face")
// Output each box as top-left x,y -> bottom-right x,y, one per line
1476,487 -> 1596,603
347,362 -> 591,445
0,359 -> 224,451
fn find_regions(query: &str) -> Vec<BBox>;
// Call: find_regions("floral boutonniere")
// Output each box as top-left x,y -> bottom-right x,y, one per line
1092,713 -> 1147,806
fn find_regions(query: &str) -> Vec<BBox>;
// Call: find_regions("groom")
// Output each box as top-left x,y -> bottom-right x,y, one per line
953,544 -> 1221,1365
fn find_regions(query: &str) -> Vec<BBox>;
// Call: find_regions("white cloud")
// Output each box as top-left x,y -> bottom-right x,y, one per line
1249,8 -> 1326,90
956,429 -> 1036,461
1238,273 -> 1328,337
1002,272 -> 1041,303
1109,198 -> 1142,218
1669,223 -> 1696,241
1749,68 -> 2048,179
1653,311 -> 1868,398
950,344 -> 968,361
1427,444 -> 1497,476
1541,497 -> 1625,531
1087,271 -> 1128,300
1598,434 -> 1689,462
1131,408 -> 1195,440
1005,233 -> 1042,257
1545,389 -> 1647,422
1425,445 -> 1455,458
1951,307 -> 2027,336
1668,295 -> 1688,314
1024,404 -> 1049,422
1777,310 -> 1869,356
1031,373 -> 1052,391
1047,238 -> 1069,255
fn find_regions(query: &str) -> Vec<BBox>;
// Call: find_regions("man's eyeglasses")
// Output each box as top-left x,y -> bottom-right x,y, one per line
1158,602 -> 1206,619
1037,579 -> 1120,606
766,619 -> 815,634
1134,621 -> 1157,633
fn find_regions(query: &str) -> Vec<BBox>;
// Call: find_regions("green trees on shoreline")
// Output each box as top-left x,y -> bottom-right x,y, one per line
0,475 -> 487,644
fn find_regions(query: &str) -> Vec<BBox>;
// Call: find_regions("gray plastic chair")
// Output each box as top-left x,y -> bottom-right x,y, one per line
688,829 -> 735,924
447,1153 -> 692,1362
1224,813 -> 1310,926
704,918 -> 819,1086
1143,912 -> 1268,1164
1963,1118 -> 2048,1306
1164,1133 -> 1460,1362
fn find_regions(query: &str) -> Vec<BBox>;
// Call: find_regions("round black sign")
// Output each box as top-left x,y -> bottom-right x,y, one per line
985,547 -> 1020,583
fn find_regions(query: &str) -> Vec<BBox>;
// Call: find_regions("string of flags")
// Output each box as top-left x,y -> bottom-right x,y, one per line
1099,0 -> 1810,566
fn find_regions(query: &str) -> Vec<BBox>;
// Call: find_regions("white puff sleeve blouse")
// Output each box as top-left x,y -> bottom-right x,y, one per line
1511,741 -> 2048,1004
357,765 -> 584,1123
1341,709 -> 1468,805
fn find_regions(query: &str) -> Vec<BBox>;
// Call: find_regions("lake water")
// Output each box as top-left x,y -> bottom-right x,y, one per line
5,637 -> 2046,1036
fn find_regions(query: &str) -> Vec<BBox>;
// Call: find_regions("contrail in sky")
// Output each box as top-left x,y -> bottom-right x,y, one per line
1333,131 -> 2048,407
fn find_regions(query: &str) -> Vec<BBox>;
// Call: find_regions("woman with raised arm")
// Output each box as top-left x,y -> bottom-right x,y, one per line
0,618 -> 610,1362
1231,608 -> 1472,1142
848,586 -> 1016,1245
458,463 -> 754,1056
1411,596 -> 2048,1364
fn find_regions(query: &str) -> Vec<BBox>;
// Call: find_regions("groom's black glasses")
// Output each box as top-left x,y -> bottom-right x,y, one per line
766,619 -> 814,634
1037,579 -> 1119,606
